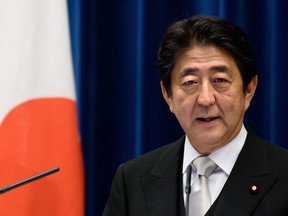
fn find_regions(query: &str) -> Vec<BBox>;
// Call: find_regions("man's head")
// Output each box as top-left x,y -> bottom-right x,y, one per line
158,15 -> 257,97
158,16 -> 258,154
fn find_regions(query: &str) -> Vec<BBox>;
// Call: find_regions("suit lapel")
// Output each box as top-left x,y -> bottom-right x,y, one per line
207,128 -> 278,216
140,128 -> 278,216
141,137 -> 186,216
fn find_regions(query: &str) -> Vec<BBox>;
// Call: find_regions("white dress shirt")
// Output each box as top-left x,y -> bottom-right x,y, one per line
182,124 -> 247,207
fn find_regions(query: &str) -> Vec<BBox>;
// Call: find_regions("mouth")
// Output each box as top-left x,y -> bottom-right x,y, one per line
196,116 -> 219,122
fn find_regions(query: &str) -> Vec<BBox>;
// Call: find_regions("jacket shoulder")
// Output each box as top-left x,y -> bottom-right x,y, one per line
122,136 -> 185,176
265,142 -> 288,173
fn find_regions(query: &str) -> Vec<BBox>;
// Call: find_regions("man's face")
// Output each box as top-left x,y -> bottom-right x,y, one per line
161,46 -> 257,154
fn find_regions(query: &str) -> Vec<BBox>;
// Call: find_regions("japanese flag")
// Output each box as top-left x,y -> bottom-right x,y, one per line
0,0 -> 84,215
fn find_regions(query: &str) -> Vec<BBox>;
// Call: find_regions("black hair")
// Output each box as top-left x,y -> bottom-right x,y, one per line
158,15 -> 257,96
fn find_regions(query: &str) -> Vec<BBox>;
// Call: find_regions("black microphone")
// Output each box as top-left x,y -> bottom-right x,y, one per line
0,167 -> 60,194
185,164 -> 192,216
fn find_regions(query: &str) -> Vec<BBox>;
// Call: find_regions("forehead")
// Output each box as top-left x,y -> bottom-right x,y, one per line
172,46 -> 239,77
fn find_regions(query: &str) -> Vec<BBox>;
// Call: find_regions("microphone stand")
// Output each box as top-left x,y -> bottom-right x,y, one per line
185,165 -> 192,216
0,167 -> 60,194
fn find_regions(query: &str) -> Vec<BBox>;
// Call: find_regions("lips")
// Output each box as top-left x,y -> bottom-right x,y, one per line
196,116 -> 219,122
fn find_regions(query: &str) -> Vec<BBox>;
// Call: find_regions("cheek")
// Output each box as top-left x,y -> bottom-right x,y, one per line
218,93 -> 245,117
227,97 -> 247,119
172,94 -> 195,116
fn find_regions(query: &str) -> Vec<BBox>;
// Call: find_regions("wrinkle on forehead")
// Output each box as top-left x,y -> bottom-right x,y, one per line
174,50 -> 236,81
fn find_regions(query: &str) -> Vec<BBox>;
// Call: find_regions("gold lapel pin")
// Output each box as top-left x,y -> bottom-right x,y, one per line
249,184 -> 259,194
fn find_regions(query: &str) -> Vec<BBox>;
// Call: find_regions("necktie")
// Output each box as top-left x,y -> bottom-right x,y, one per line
189,156 -> 217,216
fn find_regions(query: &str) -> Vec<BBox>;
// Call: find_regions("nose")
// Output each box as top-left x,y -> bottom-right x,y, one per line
197,83 -> 216,106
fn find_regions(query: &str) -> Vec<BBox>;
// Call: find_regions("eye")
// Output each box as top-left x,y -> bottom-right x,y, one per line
180,78 -> 198,93
183,80 -> 197,86
213,78 -> 228,83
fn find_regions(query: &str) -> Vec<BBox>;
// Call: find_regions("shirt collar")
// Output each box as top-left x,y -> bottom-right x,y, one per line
182,124 -> 247,175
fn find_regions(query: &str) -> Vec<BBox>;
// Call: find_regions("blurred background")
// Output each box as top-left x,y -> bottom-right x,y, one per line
67,0 -> 288,215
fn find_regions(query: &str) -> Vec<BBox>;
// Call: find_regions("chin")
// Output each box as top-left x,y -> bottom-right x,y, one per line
195,134 -> 224,146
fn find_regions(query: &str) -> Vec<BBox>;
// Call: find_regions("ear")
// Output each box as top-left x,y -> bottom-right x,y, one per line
244,75 -> 258,111
160,81 -> 174,113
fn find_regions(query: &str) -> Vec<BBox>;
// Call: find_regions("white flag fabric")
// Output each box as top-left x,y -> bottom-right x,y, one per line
0,0 -> 84,215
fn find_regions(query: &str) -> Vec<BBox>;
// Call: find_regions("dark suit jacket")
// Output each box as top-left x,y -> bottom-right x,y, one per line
103,128 -> 288,216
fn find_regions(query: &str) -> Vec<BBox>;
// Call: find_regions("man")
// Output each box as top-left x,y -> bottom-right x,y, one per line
103,15 -> 288,216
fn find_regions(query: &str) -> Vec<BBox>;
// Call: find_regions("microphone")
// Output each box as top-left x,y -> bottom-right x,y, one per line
0,167 -> 60,194
185,164 -> 192,216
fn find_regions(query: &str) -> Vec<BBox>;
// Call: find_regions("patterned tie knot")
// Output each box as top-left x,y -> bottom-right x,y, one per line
193,156 -> 217,178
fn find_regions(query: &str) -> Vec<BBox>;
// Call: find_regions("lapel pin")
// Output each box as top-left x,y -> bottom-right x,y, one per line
249,184 -> 259,194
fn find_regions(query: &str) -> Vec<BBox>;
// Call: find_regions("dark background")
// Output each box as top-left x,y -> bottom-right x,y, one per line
68,0 -> 288,215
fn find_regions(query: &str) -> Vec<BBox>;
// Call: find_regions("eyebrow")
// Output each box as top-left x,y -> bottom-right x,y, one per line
208,65 -> 231,73
179,67 -> 199,79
